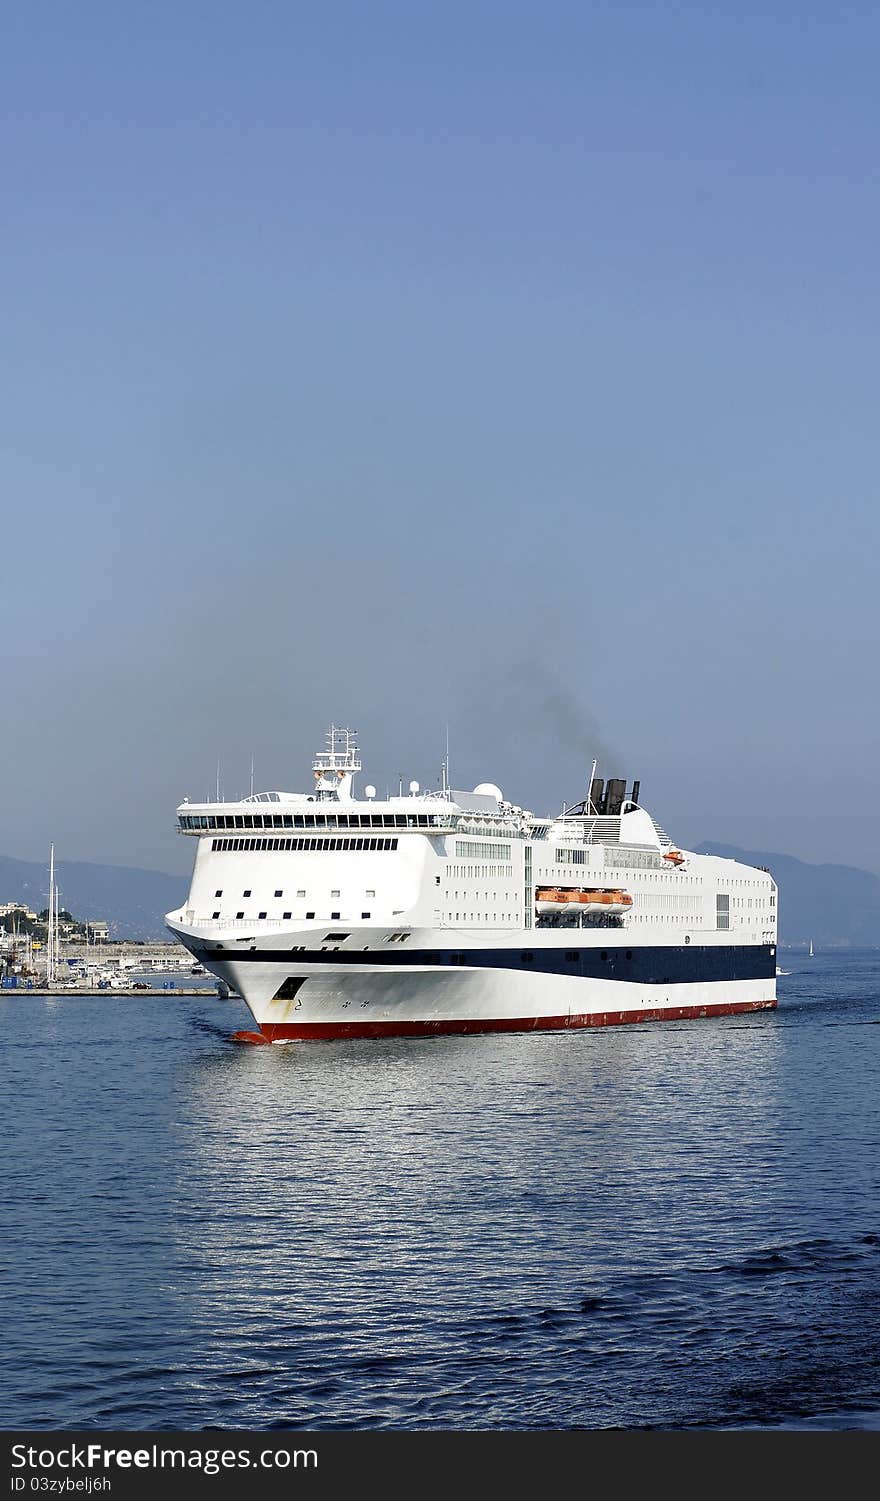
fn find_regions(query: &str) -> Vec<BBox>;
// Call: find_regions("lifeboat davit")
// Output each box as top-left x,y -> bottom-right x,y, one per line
663,849 -> 686,866
535,887 -> 633,918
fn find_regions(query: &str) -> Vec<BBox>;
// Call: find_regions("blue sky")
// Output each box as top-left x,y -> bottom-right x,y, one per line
2,2 -> 879,874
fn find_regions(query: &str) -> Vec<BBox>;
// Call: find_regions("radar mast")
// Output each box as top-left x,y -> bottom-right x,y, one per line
312,725 -> 361,801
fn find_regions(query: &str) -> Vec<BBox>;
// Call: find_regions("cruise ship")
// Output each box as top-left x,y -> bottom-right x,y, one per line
166,727 -> 777,1042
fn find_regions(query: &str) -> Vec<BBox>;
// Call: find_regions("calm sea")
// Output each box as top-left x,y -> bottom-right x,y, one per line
2,954 -> 879,1431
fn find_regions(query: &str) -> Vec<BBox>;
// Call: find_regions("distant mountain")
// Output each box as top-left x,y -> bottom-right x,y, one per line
697,843 -> 880,947
0,855 -> 185,942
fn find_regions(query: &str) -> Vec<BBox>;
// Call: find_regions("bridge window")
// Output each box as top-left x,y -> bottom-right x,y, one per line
210,837 -> 399,854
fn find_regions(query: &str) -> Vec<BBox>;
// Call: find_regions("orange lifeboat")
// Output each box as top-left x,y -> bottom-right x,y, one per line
663,849 -> 686,866
535,887 -> 633,918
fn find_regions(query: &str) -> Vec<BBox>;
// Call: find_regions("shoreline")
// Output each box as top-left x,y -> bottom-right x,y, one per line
2,986 -> 223,998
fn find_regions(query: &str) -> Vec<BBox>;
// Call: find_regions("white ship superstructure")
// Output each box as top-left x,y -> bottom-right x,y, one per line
166,726 -> 777,1042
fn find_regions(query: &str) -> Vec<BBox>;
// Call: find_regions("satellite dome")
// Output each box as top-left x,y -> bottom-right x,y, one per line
473,782 -> 503,801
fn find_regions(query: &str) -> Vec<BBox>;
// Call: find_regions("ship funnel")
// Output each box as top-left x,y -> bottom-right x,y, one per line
605,778 -> 626,816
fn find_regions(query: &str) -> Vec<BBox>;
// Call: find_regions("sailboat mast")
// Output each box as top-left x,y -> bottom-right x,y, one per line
47,843 -> 55,989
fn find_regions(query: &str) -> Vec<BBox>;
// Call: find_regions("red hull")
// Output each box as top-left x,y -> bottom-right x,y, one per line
237,997 -> 776,1043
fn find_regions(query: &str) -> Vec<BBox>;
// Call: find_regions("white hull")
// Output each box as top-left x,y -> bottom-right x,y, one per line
169,921 -> 776,1041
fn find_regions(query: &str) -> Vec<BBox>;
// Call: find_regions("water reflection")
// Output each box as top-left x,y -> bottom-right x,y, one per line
4,973 -> 878,1430
166,1011 -> 788,1426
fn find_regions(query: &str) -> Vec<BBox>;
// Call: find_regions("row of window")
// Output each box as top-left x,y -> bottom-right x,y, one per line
454,841 -> 512,860
211,837 -> 398,853
214,888 -> 377,899
218,911 -> 372,921
183,812 -> 445,832
638,894 -> 702,911
298,933 -> 409,944
604,849 -> 671,870
445,914 -> 516,924
629,914 -> 695,924
447,891 -> 515,902
443,947 -> 643,962
458,822 -> 523,841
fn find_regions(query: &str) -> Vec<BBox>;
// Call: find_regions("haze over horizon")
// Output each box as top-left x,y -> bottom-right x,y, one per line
4,3 -> 879,879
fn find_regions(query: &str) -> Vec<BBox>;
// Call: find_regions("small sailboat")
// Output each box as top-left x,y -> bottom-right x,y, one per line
808,939 -> 814,958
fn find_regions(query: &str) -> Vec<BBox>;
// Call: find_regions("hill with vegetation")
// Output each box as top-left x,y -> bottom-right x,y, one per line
0,855 -> 185,942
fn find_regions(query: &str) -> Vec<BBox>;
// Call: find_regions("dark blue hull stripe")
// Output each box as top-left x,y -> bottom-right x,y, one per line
194,943 -> 776,985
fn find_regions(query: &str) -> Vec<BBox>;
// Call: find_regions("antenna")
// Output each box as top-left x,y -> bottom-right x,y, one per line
216,758 -> 221,803
588,757 -> 598,814
250,754 -> 255,798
